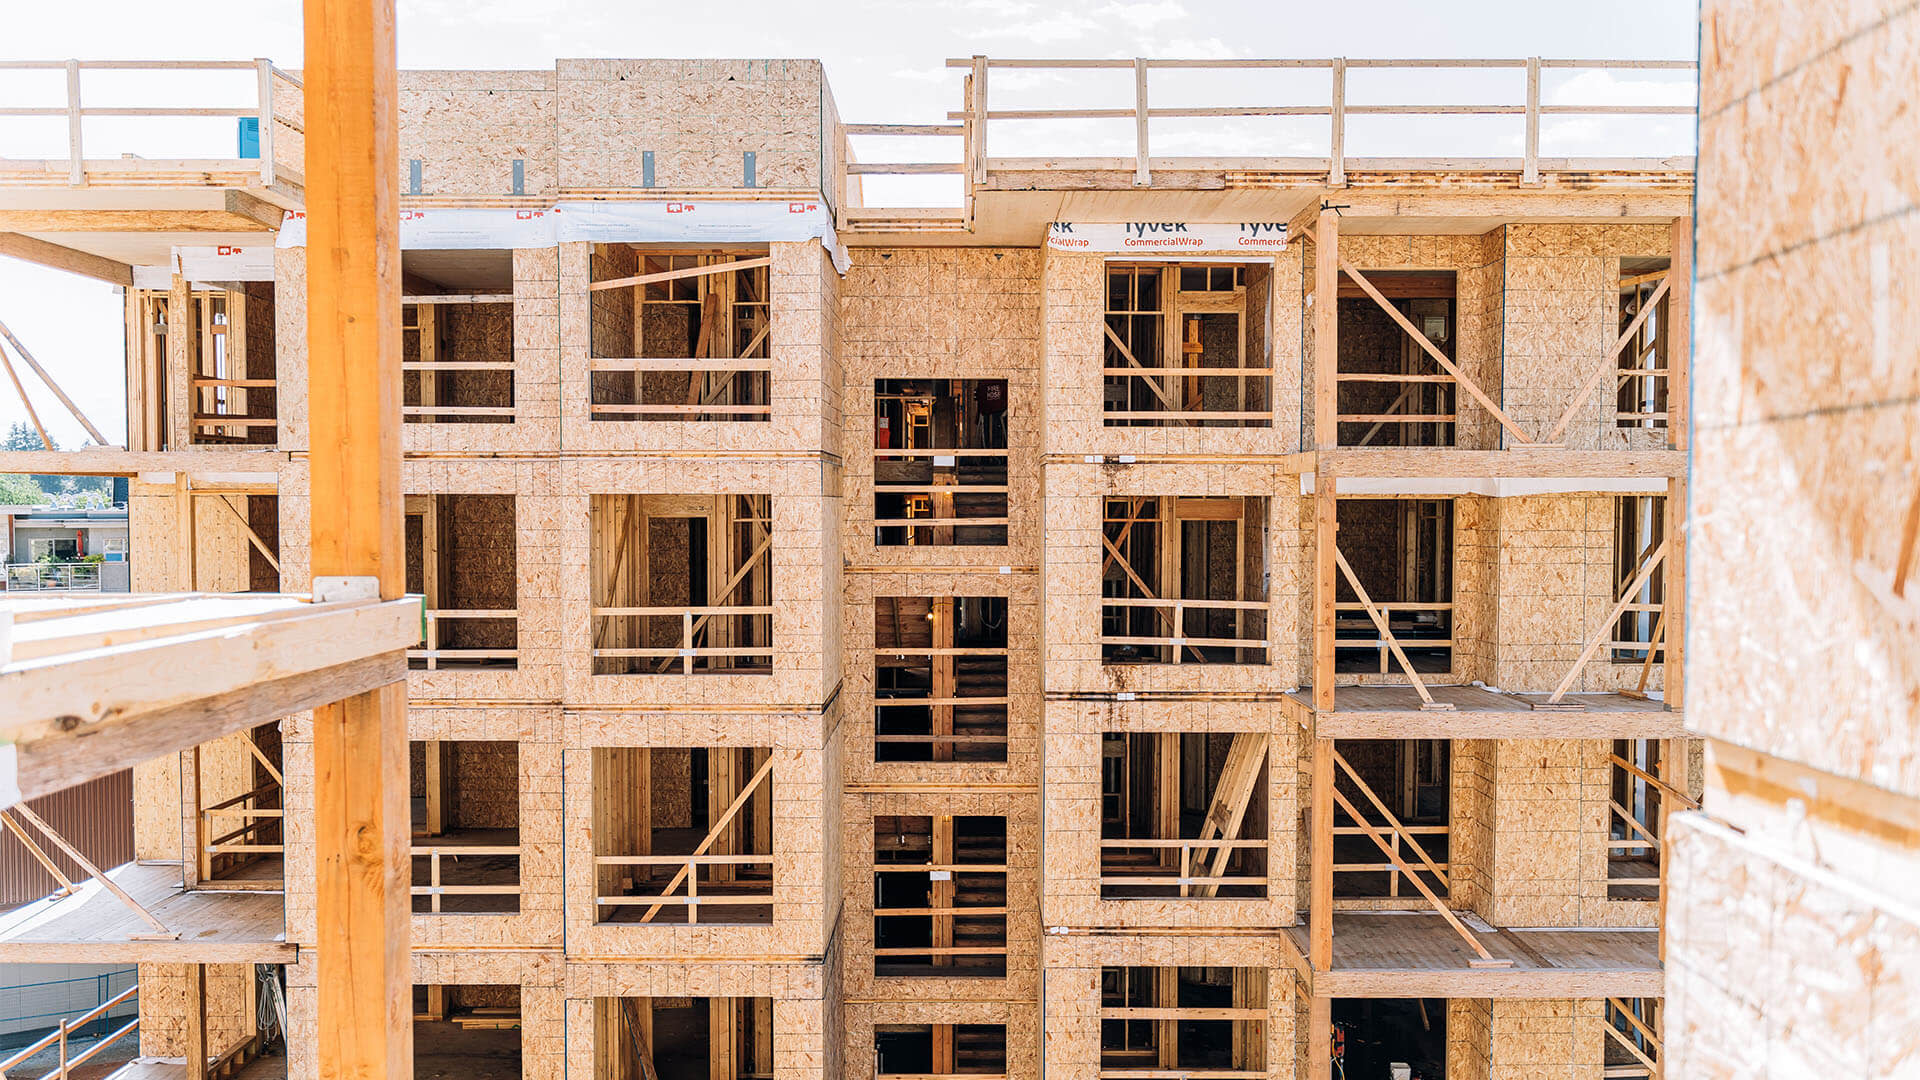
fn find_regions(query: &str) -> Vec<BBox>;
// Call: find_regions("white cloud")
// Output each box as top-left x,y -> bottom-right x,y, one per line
1549,68 -> 1697,108
1095,1 -> 1188,30
963,11 -> 1099,42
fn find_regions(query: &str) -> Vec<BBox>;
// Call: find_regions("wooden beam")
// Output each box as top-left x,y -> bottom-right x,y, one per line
303,3 -> 411,1080
1309,737 -> 1333,971
0,233 -> 132,286
224,190 -> 288,230
214,494 -> 282,576
186,963 -> 208,1080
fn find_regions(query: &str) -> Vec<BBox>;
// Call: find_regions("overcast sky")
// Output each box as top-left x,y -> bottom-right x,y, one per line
0,0 -> 1699,449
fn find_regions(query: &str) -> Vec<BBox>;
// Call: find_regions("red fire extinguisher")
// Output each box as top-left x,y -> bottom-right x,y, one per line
876,414 -> 892,449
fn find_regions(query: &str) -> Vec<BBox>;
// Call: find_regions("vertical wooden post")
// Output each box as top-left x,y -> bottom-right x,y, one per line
1523,57 -> 1542,185
1313,206 -> 1339,450
1307,993 -> 1331,1078
1664,472 -> 1687,711
185,963 -> 208,1080
64,60 -> 84,187
175,474 -> 196,590
167,273 -> 191,448
1327,60 -> 1346,187
1667,217 -> 1692,452
304,2 -> 411,1079
1133,58 -> 1150,186
969,56 -> 989,186
1309,737 -> 1333,972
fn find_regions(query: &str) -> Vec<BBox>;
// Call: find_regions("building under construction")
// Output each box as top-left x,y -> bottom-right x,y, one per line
0,7 -> 1903,1076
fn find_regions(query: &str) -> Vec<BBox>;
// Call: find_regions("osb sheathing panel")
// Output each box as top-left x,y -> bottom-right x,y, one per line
1447,996 -> 1493,1080
560,703 -> 841,959
127,480 -> 255,592
1487,494 -> 1670,695
1484,998 -> 1606,1078
273,247 -> 308,450
1042,700 -> 1297,929
398,70 -> 558,197
1666,809 -> 1920,1077
1478,738 -> 1701,929
1041,245 -> 1302,457
843,999 -> 1038,1080
555,458 -> 840,708
840,570 -> 1041,788
1304,233 -> 1502,451
562,955 -> 832,1080
402,458 -> 566,703
1501,223 -> 1675,452
136,961 -> 255,1057
558,241 -> 841,454
278,706 -> 565,951
839,247 -> 1041,570
1690,2 -> 1920,794
839,790 -> 1040,1004
1040,935 -> 1291,1080
555,59 -> 824,192
1043,462 -> 1304,695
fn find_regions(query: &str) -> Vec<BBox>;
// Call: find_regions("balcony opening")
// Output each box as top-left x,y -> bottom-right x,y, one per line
1617,258 -> 1671,429
593,995 -> 773,1080
874,596 -> 1009,763
406,494 -> 518,670
410,740 -> 521,915
1605,998 -> 1662,1078
1331,739 -> 1449,903
1099,967 -> 1266,1077
874,378 -> 1008,545
196,721 -> 284,890
1337,271 -> 1456,447
134,284 -> 279,445
593,747 -> 774,925
1103,262 -> 1273,427
590,494 -> 773,675
414,985 -> 522,1080
1330,998 -> 1445,1080
402,249 -> 516,424
588,248 -> 771,422
1608,739 -> 1663,901
876,1024 -> 1007,1078
1099,733 -> 1268,899
1612,495 -> 1667,664
874,815 -> 1007,978
1334,499 -> 1453,674
1101,497 -> 1269,665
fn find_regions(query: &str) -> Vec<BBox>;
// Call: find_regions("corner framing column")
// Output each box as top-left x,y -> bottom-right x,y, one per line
1308,205 -> 1340,1080
303,2 -> 411,1079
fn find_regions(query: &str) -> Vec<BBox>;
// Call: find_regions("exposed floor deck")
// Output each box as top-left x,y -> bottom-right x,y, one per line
106,1053 -> 286,1080
1291,684 -> 1683,738
0,861 -> 292,964
1287,912 -> 1663,998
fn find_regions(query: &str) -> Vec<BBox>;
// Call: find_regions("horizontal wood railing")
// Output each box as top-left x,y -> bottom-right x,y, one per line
1332,823 -> 1448,905
594,852 -> 775,924
411,843 -> 521,914
200,780 -> 284,881
1333,601 -> 1454,674
1101,596 -> 1268,661
0,981 -> 140,1080
1099,837 -> 1267,896
0,59 -> 302,189
410,608 -> 519,669
590,604 -> 775,674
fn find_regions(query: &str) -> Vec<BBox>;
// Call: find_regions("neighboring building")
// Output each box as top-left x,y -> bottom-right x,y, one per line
0,52 -> 1700,1080
1,505 -> 130,591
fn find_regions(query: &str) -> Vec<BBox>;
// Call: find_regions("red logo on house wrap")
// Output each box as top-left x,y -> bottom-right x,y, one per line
400,210 -> 426,221
217,246 -> 240,256
667,202 -> 694,213
789,202 -> 817,213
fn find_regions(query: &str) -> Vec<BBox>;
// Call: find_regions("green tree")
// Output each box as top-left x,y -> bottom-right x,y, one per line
0,472 -> 44,505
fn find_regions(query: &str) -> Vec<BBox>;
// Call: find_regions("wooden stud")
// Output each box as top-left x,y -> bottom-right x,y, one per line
1309,737 -> 1333,971
1667,216 -> 1692,452
186,962 -> 208,1080
1313,207 -> 1339,449
1664,475 -> 1686,710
